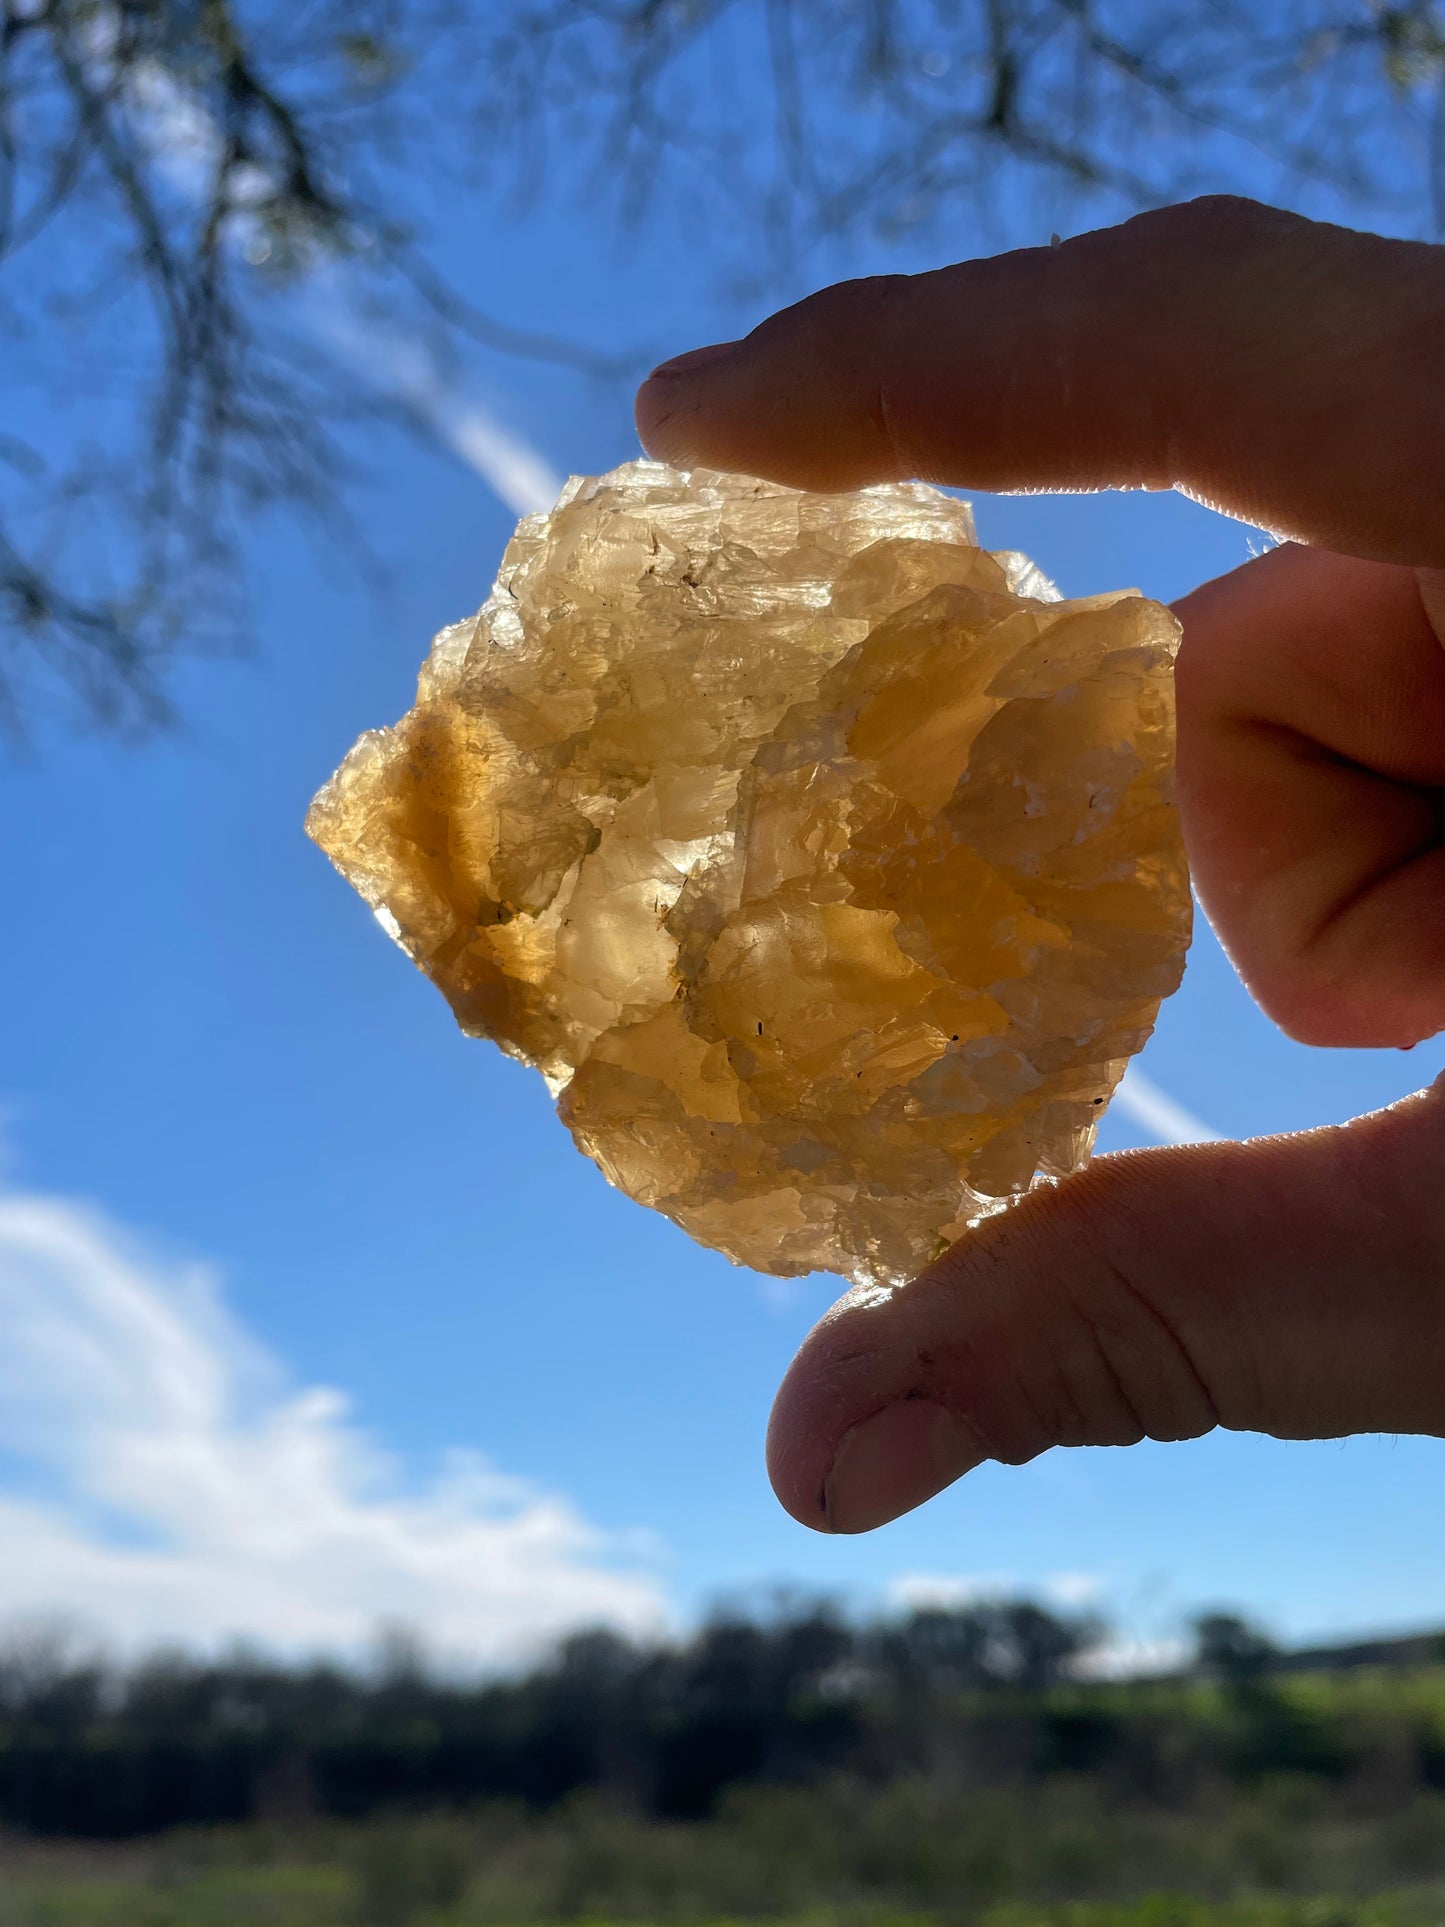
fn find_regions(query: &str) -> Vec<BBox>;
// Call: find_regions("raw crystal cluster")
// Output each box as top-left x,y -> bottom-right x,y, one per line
308,463 -> 1189,1284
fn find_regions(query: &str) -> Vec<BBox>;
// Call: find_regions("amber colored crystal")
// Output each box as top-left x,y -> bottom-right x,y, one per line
307,463 -> 1190,1283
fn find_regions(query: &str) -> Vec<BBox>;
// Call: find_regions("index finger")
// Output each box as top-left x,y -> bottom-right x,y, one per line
635,197 -> 1445,568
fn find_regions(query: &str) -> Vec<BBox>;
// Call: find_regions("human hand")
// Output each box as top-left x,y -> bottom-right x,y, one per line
634,197 -> 1445,1534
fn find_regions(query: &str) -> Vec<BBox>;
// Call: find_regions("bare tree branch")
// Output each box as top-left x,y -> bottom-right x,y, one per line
2,0 -> 1442,732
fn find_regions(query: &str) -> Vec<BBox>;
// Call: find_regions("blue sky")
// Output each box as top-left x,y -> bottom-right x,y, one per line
2,59 -> 1444,1670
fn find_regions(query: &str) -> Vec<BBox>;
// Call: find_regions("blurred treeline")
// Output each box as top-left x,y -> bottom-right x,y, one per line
3,1600 -> 1445,1859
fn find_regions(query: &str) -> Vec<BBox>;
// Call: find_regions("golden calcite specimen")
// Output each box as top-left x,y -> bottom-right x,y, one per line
308,463 -> 1189,1284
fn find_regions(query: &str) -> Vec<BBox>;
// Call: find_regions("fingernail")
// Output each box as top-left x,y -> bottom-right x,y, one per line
645,341 -> 738,380
823,1399 -> 980,1534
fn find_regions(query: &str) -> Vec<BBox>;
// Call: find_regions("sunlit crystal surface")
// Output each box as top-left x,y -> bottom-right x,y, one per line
307,463 -> 1190,1283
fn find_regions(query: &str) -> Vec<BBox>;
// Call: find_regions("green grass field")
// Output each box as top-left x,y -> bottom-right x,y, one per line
3,1848 -> 1445,1927
4,1800 -> 1445,1927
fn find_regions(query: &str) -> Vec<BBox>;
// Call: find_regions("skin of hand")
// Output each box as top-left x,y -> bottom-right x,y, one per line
633,196 -> 1445,1536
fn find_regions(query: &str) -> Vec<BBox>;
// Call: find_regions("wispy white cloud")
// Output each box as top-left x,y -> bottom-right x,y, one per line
438,397 -> 563,518
312,306 -> 563,518
0,1180 -> 667,1666
1113,1066 -> 1223,1147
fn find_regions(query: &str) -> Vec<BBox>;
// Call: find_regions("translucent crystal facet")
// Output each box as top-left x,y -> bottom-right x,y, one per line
307,463 -> 1190,1284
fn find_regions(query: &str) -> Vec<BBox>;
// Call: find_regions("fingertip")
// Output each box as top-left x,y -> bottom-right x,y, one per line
635,277 -> 913,488
645,342 -> 740,382
764,1293 -> 886,1532
822,1398 -> 983,1534
764,1358 -> 831,1532
634,378 -> 701,469
764,1273 -> 987,1535
635,345 -> 739,468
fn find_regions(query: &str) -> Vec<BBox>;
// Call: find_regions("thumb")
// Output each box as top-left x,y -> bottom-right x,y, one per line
767,1080 -> 1445,1534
